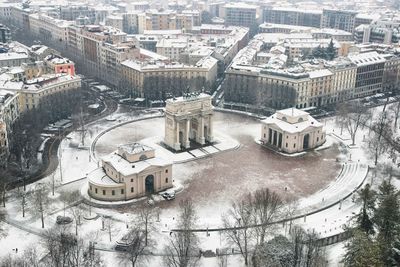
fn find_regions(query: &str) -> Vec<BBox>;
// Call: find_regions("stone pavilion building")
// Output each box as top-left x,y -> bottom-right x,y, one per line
260,108 -> 325,153
88,143 -> 172,201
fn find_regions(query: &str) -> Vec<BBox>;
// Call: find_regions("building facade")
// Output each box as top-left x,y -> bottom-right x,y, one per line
321,9 -> 357,33
223,3 -> 258,28
263,8 -> 322,28
260,108 -> 325,153
348,51 -> 385,98
88,143 -> 172,201
164,93 -> 214,151
0,119 -> 7,166
120,57 -> 218,98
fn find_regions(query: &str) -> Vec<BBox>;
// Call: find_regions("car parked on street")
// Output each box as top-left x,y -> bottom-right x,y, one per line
56,216 -> 72,225
161,190 -> 175,200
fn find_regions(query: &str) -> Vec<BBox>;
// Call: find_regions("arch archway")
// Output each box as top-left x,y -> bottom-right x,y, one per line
145,175 -> 154,194
190,118 -> 198,141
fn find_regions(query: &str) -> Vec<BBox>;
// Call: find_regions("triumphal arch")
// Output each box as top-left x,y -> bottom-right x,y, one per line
164,93 -> 214,151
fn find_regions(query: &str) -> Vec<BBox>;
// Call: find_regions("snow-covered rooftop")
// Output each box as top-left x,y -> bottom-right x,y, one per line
348,51 -> 386,67
262,108 -> 323,133
118,143 -> 153,155
101,152 -> 170,177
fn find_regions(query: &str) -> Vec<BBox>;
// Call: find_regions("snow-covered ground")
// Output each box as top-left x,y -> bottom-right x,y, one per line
2,103 -> 400,266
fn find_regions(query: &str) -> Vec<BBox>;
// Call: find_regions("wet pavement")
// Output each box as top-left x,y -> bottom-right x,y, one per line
94,111 -> 341,213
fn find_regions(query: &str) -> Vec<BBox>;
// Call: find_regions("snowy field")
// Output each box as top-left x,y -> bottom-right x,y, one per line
2,103 -> 398,266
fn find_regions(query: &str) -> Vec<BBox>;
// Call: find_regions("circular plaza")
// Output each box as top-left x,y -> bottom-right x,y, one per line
93,110 -> 342,218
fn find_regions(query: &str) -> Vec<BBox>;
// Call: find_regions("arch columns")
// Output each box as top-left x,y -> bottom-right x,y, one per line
184,119 -> 190,148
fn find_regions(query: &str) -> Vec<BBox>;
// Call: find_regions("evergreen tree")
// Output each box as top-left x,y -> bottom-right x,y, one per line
355,184 -> 377,235
374,180 -> 400,266
343,229 -> 383,267
326,39 -> 337,60
312,45 -> 325,59
200,11 -> 212,24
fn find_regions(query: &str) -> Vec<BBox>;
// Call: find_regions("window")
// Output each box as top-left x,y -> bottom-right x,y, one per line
165,169 -> 168,173
103,190 -> 106,195
317,137 -> 319,142
294,144 -> 296,148
121,189 -> 124,194
90,186 -> 92,190
165,178 -> 168,183
95,188 -> 98,194
131,187 -> 134,193
286,143 -> 288,148
131,179 -> 133,182
112,190 -> 115,195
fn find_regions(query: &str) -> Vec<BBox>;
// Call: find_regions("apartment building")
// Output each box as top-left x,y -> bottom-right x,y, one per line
156,37 -> 187,61
121,56 -> 218,98
29,13 -> 73,50
348,51 -> 385,98
263,7 -> 322,28
321,9 -> 357,33
223,2 -> 258,28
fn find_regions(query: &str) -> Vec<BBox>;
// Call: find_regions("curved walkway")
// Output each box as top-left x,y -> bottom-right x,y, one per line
89,114 -> 164,162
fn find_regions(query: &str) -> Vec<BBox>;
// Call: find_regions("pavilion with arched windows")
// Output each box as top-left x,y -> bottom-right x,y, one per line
88,143 -> 172,201
260,108 -> 325,154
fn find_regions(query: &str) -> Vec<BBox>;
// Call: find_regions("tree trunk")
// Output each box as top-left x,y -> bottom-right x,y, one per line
145,222 -> 148,246
244,232 -> 248,266
41,211 -> 44,228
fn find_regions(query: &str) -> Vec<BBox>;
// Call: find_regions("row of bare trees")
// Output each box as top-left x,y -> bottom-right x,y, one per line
336,99 -> 400,165
0,185 -> 324,267
42,226 -> 103,267
221,188 -> 325,266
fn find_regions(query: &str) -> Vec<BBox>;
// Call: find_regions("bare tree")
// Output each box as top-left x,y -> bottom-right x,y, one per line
336,103 -> 347,135
283,196 -> 299,236
164,199 -> 199,267
217,248 -> 229,267
137,204 -> 155,246
31,183 -> 49,228
337,101 -> 371,145
119,227 -> 150,267
251,188 -> 283,245
366,110 -> 393,165
23,246 -> 41,267
303,229 -> 327,267
42,226 -> 77,267
59,190 -> 80,217
42,226 -> 103,267
290,226 -> 327,267
62,191 -> 83,236
17,190 -> 28,218
389,101 -> 400,132
70,204 -> 84,236
105,217 -> 115,242
0,180 -> 8,208
51,172 -> 55,196
222,193 -> 253,266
